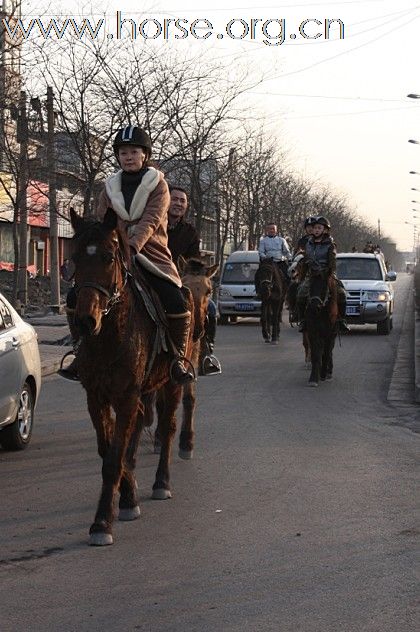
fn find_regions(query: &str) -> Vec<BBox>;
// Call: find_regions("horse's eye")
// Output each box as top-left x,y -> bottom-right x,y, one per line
102,253 -> 114,264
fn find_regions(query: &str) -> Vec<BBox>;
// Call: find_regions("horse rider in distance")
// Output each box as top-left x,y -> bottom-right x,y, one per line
258,221 -> 292,284
59,125 -> 195,385
296,216 -> 350,334
167,185 -> 221,375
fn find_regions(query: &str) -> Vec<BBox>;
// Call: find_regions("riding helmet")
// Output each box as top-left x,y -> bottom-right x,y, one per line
113,126 -> 152,155
304,216 -> 317,227
314,215 -> 331,229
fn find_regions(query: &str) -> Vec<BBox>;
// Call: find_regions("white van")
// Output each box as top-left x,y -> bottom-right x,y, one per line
217,251 -> 261,324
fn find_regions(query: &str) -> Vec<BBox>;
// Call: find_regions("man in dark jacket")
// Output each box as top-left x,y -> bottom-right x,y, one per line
167,186 -> 200,266
167,186 -> 221,374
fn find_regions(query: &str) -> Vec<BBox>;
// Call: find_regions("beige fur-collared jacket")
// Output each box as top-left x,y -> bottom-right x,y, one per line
96,167 -> 182,288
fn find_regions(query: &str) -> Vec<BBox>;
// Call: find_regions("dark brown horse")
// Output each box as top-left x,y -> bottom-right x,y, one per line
153,257 -> 218,460
256,259 -> 286,344
306,270 -> 338,387
69,208 -> 194,546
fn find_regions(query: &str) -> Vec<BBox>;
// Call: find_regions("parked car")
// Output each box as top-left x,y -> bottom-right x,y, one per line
336,253 -> 397,335
0,292 -> 41,450
217,250 -> 261,324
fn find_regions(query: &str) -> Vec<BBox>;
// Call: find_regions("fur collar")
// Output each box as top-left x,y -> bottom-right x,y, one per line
105,167 -> 161,221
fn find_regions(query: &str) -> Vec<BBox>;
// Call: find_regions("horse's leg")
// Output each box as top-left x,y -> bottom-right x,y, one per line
325,334 -> 335,380
152,381 -> 182,500
308,333 -> 321,387
154,388 -> 164,454
179,380 -> 196,459
303,332 -> 311,369
89,391 -> 138,546
118,400 -> 144,521
271,300 -> 281,344
261,303 -> 270,342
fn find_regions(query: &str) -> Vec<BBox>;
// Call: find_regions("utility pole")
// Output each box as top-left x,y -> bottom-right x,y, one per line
377,218 -> 381,242
47,86 -> 60,312
17,89 -> 28,309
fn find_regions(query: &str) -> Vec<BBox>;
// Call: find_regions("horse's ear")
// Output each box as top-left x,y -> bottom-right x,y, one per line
70,207 -> 83,233
103,207 -> 118,231
177,255 -> 187,276
206,264 -> 219,279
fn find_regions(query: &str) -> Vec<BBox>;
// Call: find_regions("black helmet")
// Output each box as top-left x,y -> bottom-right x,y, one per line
314,215 -> 331,229
304,216 -> 317,227
113,126 -> 152,154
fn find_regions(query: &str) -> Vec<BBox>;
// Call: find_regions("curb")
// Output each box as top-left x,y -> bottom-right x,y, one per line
415,309 -> 420,403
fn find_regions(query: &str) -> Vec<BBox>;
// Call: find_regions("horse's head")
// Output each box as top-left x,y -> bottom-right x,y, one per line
258,259 -> 274,300
307,269 -> 330,315
70,208 -> 129,336
179,256 -> 218,342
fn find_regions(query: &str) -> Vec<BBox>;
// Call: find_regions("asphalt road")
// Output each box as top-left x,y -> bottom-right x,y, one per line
0,274 -> 418,632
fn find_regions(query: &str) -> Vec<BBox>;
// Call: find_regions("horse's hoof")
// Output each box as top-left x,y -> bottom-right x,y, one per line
118,506 -> 141,521
308,381 -> 319,388
89,532 -> 113,546
271,339 -> 279,345
152,488 -> 172,500
179,449 -> 193,460
264,339 -> 271,344
326,373 -> 333,381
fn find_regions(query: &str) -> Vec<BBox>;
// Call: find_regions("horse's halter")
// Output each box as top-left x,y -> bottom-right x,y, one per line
75,238 -> 128,317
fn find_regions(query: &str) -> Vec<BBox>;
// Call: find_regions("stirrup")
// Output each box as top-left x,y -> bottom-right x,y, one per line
57,351 -> 79,382
201,354 -> 222,376
169,356 -> 196,384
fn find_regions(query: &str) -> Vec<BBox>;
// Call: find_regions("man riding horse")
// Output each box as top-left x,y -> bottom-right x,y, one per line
257,221 -> 292,284
296,216 -> 349,333
167,185 -> 221,375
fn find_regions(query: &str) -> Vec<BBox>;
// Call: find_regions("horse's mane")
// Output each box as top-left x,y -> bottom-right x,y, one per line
259,258 -> 285,287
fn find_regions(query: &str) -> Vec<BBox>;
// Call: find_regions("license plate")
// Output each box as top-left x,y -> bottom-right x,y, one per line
346,306 -> 360,315
235,303 -> 255,311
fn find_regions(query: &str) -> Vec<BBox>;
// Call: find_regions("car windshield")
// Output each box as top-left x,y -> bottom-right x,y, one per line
222,262 -> 259,284
336,257 -> 383,280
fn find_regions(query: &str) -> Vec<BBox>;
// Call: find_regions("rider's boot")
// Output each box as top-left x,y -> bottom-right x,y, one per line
57,308 -> 80,381
167,311 -> 195,384
201,314 -> 222,375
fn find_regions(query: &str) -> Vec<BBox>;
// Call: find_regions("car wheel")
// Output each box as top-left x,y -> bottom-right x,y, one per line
0,382 -> 34,451
218,314 -> 229,325
377,317 -> 391,335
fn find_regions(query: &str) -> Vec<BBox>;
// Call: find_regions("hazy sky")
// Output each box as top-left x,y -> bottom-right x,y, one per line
28,0 -> 420,250
114,0 -> 420,251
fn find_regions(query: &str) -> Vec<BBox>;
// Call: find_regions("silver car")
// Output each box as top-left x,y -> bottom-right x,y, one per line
336,253 -> 396,335
0,292 -> 41,450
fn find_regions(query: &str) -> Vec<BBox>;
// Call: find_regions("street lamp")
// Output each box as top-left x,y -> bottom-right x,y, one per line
409,139 -> 420,145
410,171 -> 420,175
407,93 -> 420,99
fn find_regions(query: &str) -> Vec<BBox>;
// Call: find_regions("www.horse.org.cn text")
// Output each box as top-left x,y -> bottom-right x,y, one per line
2,14 -> 346,47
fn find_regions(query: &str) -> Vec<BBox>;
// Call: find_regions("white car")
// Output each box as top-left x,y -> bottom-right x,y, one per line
336,253 -> 396,335
0,292 -> 41,450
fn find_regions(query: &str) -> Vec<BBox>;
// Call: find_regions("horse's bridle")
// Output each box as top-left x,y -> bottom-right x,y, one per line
75,240 -> 129,317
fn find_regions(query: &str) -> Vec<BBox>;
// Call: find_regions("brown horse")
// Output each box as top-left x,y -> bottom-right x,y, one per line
152,257 -> 218,459
256,259 -> 286,344
69,208 -> 195,546
306,270 -> 338,387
